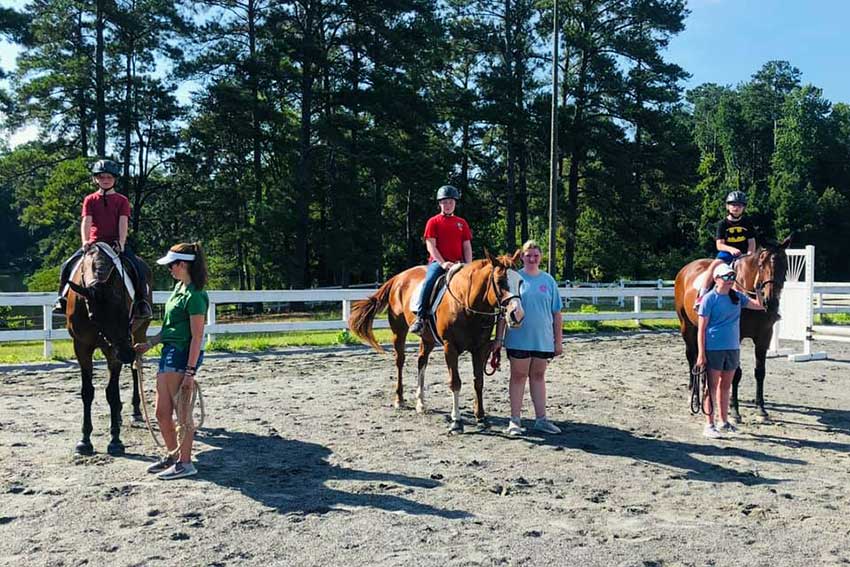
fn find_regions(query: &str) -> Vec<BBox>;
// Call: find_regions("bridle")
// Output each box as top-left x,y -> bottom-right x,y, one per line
78,246 -> 134,354
444,263 -> 520,321
733,250 -> 783,311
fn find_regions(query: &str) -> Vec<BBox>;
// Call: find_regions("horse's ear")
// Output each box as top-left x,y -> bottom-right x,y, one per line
68,281 -> 92,300
780,234 -> 793,249
511,248 -> 522,266
484,247 -> 495,264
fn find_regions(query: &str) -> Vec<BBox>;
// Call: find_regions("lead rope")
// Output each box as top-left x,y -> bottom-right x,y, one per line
137,355 -> 205,459
689,365 -> 713,416
484,316 -> 507,376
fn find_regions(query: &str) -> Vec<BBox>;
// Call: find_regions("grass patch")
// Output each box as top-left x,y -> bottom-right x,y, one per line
817,313 -> 850,325
0,318 -> 680,364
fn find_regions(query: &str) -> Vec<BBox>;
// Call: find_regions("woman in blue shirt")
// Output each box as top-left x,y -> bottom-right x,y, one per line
497,240 -> 563,436
697,263 -> 764,438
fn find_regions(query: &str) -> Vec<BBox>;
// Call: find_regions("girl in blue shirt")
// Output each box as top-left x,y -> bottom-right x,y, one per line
497,240 -> 563,436
697,263 -> 763,438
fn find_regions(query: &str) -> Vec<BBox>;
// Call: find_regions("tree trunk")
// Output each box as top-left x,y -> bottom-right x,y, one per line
95,0 -> 106,156
294,9 -> 316,288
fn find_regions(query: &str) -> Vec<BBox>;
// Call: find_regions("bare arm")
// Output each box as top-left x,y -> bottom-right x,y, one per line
746,238 -> 756,255
553,311 -> 563,356
716,238 -> 741,255
134,331 -> 162,353
744,294 -> 765,310
425,238 -> 448,267
187,314 -> 205,368
697,315 -> 708,367
462,240 -> 473,264
81,216 -> 93,246
118,216 -> 129,250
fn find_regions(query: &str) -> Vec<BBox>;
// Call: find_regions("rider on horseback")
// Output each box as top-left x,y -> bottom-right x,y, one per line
694,190 -> 756,309
53,159 -> 153,319
409,185 -> 473,335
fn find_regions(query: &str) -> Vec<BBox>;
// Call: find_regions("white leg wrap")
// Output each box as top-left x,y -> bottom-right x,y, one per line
451,391 -> 460,422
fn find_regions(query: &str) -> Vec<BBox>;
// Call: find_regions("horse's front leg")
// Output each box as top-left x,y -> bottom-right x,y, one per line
731,366 -> 743,424
130,363 -> 143,422
415,340 -> 435,414
444,346 -> 463,434
754,344 -> 769,422
77,366 -> 96,455
392,331 -> 407,408
105,362 -> 125,455
471,343 -> 489,428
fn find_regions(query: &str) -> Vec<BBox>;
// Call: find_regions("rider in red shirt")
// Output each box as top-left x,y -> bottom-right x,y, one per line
54,159 -> 152,319
409,185 -> 473,335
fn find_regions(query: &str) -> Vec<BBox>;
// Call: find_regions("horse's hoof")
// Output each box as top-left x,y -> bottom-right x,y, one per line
107,441 -> 125,456
755,413 -> 770,424
476,419 -> 490,430
448,420 -> 464,435
393,398 -> 404,409
416,401 -> 426,414
75,440 -> 94,455
132,413 -> 144,424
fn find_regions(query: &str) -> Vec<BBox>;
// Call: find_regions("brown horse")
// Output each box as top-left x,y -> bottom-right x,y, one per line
674,238 -> 790,422
348,251 -> 525,433
65,243 -> 152,455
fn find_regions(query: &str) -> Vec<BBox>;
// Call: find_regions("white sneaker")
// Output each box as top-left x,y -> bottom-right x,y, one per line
718,421 -> 739,434
533,417 -> 562,434
703,424 -> 722,439
505,419 -> 525,436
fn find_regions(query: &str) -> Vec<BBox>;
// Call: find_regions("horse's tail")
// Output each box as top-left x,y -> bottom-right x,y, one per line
348,277 -> 395,353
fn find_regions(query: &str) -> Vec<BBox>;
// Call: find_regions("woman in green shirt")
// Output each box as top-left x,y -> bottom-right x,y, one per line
135,242 -> 209,480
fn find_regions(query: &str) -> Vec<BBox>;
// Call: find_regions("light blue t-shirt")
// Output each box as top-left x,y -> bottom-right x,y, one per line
504,270 -> 563,352
698,289 -> 750,351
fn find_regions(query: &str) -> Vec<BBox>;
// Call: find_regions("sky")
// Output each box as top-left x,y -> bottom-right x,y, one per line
665,0 -> 850,103
2,0 -> 850,146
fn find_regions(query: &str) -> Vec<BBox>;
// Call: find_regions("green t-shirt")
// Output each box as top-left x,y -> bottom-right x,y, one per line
160,282 -> 209,351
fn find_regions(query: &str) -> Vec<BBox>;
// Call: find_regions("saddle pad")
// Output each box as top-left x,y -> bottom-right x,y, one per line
410,280 -> 448,315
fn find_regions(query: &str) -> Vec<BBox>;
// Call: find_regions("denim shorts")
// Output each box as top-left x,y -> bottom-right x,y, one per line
506,348 -> 554,360
716,251 -> 735,263
158,344 -> 205,373
706,349 -> 739,372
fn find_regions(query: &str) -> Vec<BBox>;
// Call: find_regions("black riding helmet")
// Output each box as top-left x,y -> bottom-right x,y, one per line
725,190 -> 747,205
91,159 -> 122,177
436,185 -> 461,201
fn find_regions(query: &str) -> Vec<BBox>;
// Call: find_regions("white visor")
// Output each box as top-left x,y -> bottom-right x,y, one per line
156,250 -> 196,265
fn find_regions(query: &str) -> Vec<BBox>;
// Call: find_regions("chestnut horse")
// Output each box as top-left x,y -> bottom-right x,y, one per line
65,243 -> 152,455
674,238 -> 790,422
348,251 -> 525,433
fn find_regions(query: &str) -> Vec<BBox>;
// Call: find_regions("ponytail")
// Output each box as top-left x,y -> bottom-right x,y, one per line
169,241 -> 209,290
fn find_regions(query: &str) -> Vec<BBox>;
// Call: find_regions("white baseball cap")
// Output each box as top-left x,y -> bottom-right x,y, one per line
713,263 -> 735,279
156,250 -> 196,265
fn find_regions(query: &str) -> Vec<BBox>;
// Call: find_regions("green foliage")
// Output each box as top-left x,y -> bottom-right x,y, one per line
336,330 -> 359,346
25,266 -> 60,292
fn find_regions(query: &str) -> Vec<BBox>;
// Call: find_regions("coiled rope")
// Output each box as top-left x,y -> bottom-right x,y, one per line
137,355 -> 205,459
689,364 -> 714,417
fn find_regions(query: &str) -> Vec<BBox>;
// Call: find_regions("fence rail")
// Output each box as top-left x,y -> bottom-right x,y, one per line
0,286 -> 679,358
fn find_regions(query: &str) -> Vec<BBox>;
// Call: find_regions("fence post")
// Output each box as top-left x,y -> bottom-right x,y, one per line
43,304 -> 53,359
617,280 -> 625,308
206,300 -> 216,346
633,295 -> 641,326
342,299 -> 351,328
656,279 -> 664,309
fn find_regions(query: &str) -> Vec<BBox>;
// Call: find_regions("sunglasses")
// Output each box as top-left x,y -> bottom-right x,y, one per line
717,272 -> 736,282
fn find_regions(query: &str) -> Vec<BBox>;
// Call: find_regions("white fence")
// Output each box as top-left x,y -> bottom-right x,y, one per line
769,246 -> 850,362
0,286 -> 677,358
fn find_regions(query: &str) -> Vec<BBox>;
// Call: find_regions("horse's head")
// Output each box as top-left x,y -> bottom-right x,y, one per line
486,249 -> 525,328
740,236 -> 790,314
68,245 -> 136,364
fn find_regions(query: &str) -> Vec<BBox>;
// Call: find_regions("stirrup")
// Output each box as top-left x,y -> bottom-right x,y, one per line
52,297 -> 67,314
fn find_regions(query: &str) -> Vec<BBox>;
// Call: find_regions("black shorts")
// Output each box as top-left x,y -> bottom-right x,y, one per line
506,348 -> 554,360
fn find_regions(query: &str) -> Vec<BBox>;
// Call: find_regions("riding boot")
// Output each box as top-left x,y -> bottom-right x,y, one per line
410,313 -> 426,335
54,250 -> 82,314
52,296 -> 67,314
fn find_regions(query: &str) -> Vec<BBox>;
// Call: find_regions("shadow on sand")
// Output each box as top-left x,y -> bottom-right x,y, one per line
466,416 -> 805,486
193,427 -> 470,519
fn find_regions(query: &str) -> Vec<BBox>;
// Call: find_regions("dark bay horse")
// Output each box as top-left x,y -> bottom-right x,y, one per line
349,251 -> 525,433
65,243 -> 152,455
674,238 -> 790,422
